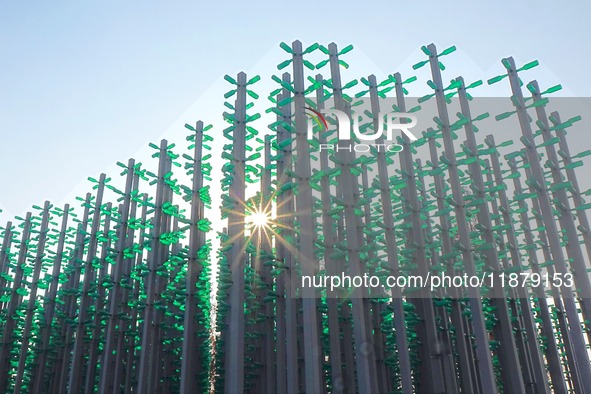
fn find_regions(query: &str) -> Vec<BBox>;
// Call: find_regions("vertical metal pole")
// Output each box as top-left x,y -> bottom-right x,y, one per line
423,44 -> 499,392
261,134 -> 276,394
68,174 -> 107,393
392,71 -> 452,393
30,205 -> 69,393
250,219 -> 265,393
137,140 -> 172,393
414,158 -> 460,394
56,194 -> 92,394
0,222 -> 13,312
273,79 -> 288,394
0,213 -> 32,392
503,57 -> 591,389
161,213 -> 181,394
125,194 -> 150,393
503,155 -> 569,393
313,74 -> 345,394
180,121 -> 207,393
113,169 -> 141,392
358,186 -> 390,394
424,128 -> 478,393
551,111 -> 591,263
483,157 -> 539,391
290,40 -> 323,394
224,72 -> 247,394
326,42 -> 378,394
84,202 -> 113,393
274,71 -> 299,394
13,201 -> 51,393
456,76 -> 547,392
512,155 -> 582,393
149,153 -> 174,393
99,159 -> 136,393
285,139 -> 298,394
367,74 -> 414,394
529,81 -> 591,334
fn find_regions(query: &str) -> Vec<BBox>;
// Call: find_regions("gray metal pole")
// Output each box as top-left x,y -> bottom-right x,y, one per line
312,74 -> 345,394
224,72 -> 247,394
456,76 -> 547,393
392,71 -> 452,393
367,74 -> 414,394
423,44 -> 499,393
261,134 -> 276,394
551,112 -> 591,265
84,202 -> 113,394
273,71 -> 298,394
99,159 -> 136,393
30,205 -> 69,393
0,222 -> 13,312
125,193 -> 150,393
0,212 -> 33,392
502,57 -> 591,390
180,121 -> 207,393
149,152 -> 175,392
326,42 -> 377,394
68,173 -> 107,393
137,140 -> 172,393
290,40 -> 323,394
359,164 -> 391,394
56,194 -> 92,394
503,155 -> 569,393
113,168 -> 142,392
13,201 -> 51,393
529,81 -> 591,335
515,155 -> 583,392
424,128 -> 478,393
482,153 -> 547,392
414,158 -> 460,394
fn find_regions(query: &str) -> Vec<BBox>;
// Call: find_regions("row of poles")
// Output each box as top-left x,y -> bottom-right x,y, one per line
0,127 -> 215,392
0,40 -> 590,393
216,41 -> 591,394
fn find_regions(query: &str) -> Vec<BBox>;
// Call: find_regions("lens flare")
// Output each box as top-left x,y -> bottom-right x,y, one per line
246,209 -> 270,229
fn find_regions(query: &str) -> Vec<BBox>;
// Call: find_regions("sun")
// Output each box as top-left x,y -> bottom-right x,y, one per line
246,209 -> 270,229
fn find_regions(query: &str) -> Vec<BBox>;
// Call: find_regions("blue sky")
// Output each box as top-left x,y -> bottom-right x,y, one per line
1,0 -> 590,220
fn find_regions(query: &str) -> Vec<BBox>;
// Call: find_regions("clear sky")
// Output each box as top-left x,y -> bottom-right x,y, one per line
1,0 -> 590,221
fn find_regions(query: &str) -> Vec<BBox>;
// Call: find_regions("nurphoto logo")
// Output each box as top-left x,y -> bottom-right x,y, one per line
305,107 -> 418,152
